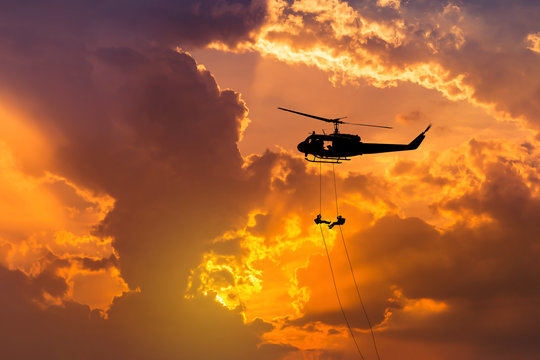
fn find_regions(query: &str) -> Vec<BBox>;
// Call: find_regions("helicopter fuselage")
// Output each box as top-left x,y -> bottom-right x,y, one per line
297,128 -> 428,160
297,133 -> 361,158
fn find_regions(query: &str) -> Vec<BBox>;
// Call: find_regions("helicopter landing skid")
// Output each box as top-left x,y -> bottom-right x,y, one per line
304,155 -> 351,164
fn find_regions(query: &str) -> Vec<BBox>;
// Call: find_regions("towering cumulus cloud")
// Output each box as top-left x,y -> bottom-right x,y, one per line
0,0 -> 288,359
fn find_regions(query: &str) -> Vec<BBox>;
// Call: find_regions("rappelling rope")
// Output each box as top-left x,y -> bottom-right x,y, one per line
319,164 -> 365,360
319,224 -> 365,360
332,164 -> 339,215
320,161 -> 322,215
332,164 -> 382,360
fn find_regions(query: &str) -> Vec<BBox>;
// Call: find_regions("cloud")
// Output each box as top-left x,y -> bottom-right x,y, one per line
209,0 -> 540,129
526,32 -> 540,54
396,110 -> 425,124
0,41 -> 272,358
2,0 -> 540,359
0,1 -> 281,358
0,0 -> 267,50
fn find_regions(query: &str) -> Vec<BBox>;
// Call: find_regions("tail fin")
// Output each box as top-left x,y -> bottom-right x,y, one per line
408,124 -> 431,149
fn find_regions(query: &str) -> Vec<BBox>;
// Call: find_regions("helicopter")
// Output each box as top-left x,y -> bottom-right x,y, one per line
278,107 -> 431,163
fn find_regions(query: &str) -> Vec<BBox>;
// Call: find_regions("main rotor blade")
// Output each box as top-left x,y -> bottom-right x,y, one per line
278,107 -> 341,123
278,107 -> 392,128
341,121 -> 393,129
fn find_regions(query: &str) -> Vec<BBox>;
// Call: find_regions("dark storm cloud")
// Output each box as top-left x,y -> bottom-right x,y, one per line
89,50 -> 260,289
0,0 -> 266,49
0,38 -> 257,286
0,4 -> 262,286
0,266 -> 105,360
0,0 -> 279,359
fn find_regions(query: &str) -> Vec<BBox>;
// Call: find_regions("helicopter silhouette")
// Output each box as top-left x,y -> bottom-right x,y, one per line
278,107 -> 431,163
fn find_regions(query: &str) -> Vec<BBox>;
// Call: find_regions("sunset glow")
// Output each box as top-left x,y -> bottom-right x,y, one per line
1,0 -> 540,359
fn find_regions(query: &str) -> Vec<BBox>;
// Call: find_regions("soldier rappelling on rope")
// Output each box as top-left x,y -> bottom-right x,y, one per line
314,214 -> 331,225
328,215 -> 345,229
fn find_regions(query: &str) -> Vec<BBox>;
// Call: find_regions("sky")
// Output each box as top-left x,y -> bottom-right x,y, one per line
1,0 -> 540,359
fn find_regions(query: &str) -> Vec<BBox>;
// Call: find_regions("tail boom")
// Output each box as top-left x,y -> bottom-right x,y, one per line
354,124 -> 431,155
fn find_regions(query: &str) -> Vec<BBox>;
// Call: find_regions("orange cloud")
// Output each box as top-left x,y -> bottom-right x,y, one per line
208,0 -> 540,132
0,113 -> 125,311
526,32 -> 540,54
209,1 -> 473,98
